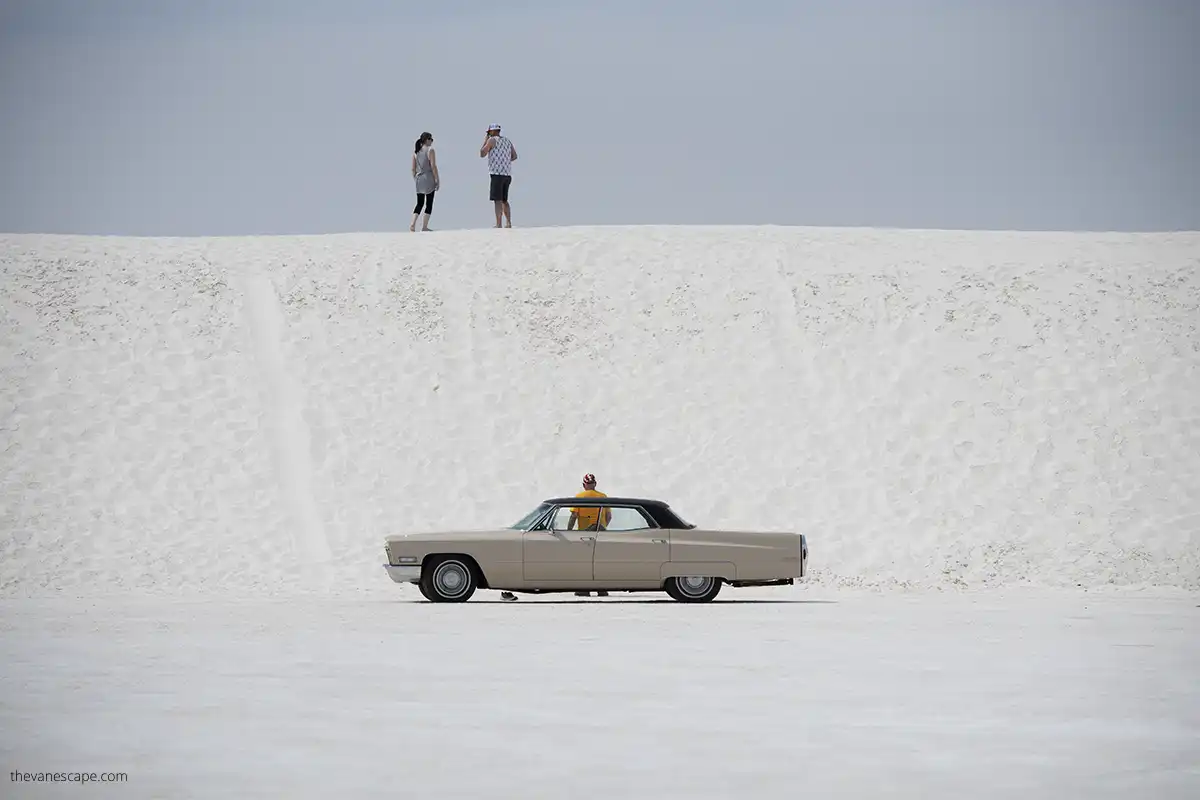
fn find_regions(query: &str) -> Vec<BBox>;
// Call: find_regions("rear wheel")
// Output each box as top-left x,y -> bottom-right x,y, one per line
419,556 -> 478,602
665,576 -> 722,602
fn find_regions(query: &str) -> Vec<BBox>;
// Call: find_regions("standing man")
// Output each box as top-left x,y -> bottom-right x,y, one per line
569,473 -> 610,598
498,473 -> 611,602
480,123 -> 517,228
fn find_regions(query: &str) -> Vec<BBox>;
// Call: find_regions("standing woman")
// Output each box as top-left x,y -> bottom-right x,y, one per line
411,131 -> 439,231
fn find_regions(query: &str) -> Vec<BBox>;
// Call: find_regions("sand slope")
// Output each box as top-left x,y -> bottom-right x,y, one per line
1,226 -> 1198,596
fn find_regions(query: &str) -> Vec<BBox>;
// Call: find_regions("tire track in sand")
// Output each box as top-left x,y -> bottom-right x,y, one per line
242,269 -> 333,581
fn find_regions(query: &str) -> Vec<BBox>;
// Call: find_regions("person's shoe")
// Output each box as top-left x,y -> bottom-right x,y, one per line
596,591 -> 609,597
575,591 -> 590,597
500,591 -> 518,602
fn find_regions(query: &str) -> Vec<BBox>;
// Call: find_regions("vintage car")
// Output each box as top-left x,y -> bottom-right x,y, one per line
382,496 -> 808,602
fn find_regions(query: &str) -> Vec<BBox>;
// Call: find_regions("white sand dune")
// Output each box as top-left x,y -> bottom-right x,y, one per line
1,225 -> 1198,597
4,225 -> 1199,799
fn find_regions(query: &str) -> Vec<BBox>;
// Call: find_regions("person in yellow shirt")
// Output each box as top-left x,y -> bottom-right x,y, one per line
499,473 -> 613,603
568,473 -> 611,531
571,473 -> 610,597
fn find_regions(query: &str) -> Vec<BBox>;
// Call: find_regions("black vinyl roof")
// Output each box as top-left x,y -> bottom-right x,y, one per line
542,496 -> 669,507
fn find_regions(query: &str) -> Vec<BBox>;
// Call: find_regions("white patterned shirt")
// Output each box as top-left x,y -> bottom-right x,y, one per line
486,136 -> 514,175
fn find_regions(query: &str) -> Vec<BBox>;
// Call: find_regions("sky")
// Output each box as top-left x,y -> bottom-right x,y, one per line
0,0 -> 1197,235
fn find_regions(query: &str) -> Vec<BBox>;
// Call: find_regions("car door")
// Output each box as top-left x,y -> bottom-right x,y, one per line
592,506 -> 670,582
522,507 -> 597,582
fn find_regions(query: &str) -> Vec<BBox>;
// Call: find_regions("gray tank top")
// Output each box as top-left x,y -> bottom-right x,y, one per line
414,146 -> 436,193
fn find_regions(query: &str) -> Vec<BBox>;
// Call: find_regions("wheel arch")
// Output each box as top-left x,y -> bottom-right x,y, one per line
422,552 -> 490,589
660,561 -> 737,582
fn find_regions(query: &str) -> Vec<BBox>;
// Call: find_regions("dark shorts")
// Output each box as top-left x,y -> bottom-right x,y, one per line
489,173 -> 512,202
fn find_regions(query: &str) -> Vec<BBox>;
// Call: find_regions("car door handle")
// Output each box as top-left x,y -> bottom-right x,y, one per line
651,538 -> 667,544
579,536 -> 594,542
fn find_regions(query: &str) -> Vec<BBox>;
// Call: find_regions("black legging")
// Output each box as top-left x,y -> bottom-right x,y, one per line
414,192 -> 434,214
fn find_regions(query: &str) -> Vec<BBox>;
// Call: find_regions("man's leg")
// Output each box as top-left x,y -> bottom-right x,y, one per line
489,175 -> 504,227
502,177 -> 512,227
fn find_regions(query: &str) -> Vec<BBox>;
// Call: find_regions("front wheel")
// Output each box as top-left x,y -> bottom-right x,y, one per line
419,556 -> 478,602
665,576 -> 722,602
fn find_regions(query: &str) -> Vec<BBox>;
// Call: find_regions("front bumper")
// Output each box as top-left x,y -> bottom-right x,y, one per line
383,564 -> 422,584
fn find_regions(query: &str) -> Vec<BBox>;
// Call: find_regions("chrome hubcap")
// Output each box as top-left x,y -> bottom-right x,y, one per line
434,562 -> 470,598
678,576 -> 715,596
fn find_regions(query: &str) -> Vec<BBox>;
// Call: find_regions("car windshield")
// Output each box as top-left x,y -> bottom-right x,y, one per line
509,503 -> 551,530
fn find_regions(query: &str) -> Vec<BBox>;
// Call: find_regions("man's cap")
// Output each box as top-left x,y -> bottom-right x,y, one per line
488,123 -> 501,131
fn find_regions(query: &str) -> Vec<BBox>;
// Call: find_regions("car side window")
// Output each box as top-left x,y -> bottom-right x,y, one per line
545,506 -> 653,531
549,508 -> 580,531
603,507 -> 654,532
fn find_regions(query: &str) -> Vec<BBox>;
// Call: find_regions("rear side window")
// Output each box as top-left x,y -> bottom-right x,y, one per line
604,507 -> 655,531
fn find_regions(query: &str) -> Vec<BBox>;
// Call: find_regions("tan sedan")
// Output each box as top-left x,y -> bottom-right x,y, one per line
383,497 -> 808,602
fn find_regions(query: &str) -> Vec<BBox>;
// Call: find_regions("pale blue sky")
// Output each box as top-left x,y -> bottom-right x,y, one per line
1,0 -> 1197,234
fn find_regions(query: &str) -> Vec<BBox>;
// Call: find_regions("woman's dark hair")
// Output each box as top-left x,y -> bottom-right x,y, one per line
414,132 -> 432,153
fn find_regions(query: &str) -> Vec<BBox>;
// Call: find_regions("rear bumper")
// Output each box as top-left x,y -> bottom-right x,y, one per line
383,564 -> 422,584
